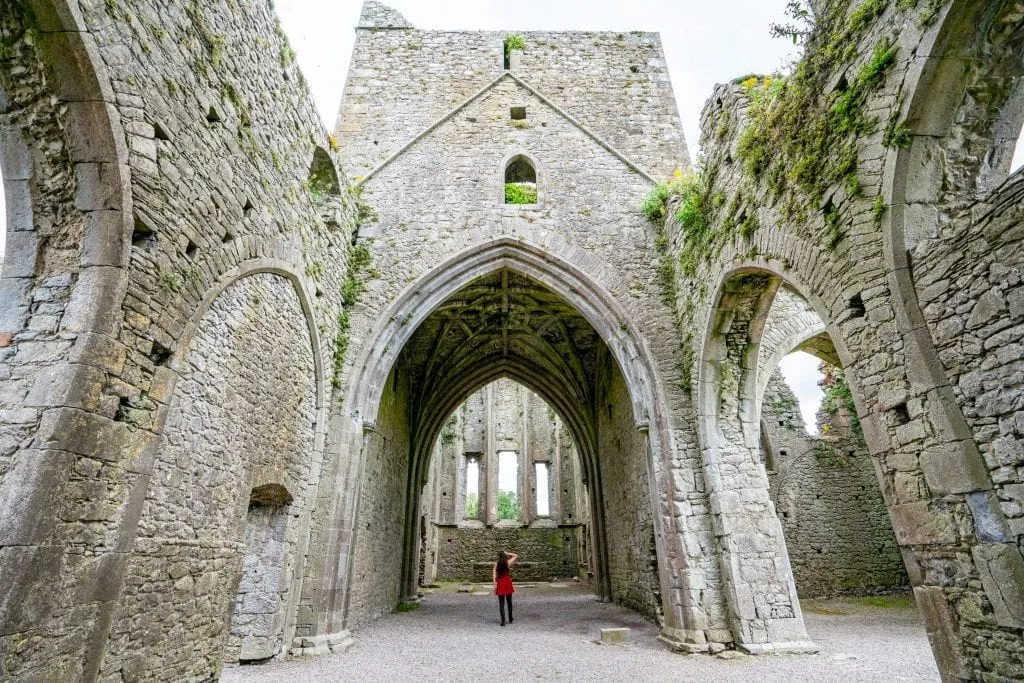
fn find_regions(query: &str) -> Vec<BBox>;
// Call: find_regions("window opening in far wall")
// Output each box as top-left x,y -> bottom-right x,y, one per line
504,155 -> 537,205
497,450 -> 518,520
778,351 -> 826,435
465,456 -> 479,517
535,462 -> 549,516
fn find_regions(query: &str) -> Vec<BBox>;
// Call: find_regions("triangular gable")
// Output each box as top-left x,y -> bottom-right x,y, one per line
356,73 -> 656,186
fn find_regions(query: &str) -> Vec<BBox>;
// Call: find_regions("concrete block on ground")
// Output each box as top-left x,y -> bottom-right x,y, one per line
600,627 -> 630,644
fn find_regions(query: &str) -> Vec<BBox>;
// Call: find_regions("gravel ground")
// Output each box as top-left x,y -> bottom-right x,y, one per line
223,583 -> 939,682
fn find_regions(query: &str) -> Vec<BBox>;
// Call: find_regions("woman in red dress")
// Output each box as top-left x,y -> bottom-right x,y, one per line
492,550 -> 518,626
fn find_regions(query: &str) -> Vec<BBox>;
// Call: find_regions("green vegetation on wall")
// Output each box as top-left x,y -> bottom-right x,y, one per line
332,241 -> 373,386
505,182 -> 537,204
731,0 -> 921,247
504,33 -> 525,65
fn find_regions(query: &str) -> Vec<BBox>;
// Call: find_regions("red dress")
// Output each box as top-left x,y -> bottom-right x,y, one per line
495,569 -> 514,596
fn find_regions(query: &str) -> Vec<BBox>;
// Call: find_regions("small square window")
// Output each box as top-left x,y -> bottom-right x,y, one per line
510,106 -> 527,120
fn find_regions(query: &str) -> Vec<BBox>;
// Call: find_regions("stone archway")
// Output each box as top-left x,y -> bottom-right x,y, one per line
697,269 -> 816,653
0,2 -> 135,679
881,1 -> 1024,677
318,238 -> 699,644
754,286 -> 907,599
98,270 -> 322,680
342,267 -> 658,628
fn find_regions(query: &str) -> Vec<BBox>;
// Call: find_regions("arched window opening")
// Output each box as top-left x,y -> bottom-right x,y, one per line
497,450 -> 519,521
504,155 -> 537,205
465,456 -> 480,518
307,146 -> 341,201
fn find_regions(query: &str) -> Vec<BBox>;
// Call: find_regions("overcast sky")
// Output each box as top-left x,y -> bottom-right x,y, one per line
275,0 -> 799,156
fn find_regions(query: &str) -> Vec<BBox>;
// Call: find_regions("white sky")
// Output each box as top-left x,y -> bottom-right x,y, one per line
498,451 -> 518,493
275,0 -> 801,156
779,351 -> 826,434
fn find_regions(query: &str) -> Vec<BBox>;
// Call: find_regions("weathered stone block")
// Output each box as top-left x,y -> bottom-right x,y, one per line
600,627 -> 630,643
2,230 -> 39,278
920,441 -> 992,496
971,543 -> 1024,628
889,501 -> 957,545
0,545 -> 64,634
0,449 -> 74,545
914,586 -> 967,681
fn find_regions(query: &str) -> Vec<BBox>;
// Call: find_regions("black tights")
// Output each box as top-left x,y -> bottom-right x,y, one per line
498,595 -> 513,624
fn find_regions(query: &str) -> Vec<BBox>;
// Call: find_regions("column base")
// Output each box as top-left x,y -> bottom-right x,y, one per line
658,626 -> 711,654
288,630 -> 355,657
738,640 -> 819,655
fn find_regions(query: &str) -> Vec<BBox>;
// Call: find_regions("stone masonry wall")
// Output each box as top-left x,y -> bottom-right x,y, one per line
229,501 -> 291,662
666,0 -> 1024,674
433,526 -> 585,582
338,3 -> 686,181
345,361 -> 412,628
332,0 -> 709,649
100,273 -> 317,680
9,0 -> 1023,678
596,347 -> 662,622
761,371 -> 907,597
0,0 -> 356,676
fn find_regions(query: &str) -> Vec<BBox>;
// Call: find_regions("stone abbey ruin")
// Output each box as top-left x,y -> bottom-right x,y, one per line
0,0 -> 1022,679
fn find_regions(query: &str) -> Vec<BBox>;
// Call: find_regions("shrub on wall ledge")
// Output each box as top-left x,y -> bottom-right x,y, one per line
505,182 -> 537,204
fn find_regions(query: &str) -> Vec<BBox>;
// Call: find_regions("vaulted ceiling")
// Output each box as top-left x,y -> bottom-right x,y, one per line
398,268 -> 606,469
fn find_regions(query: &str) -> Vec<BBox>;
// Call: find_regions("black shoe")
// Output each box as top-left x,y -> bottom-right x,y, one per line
509,617 -> 513,623
501,622 -> 506,627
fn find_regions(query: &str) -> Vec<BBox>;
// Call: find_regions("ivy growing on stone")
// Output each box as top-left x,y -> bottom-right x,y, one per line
820,363 -> 866,449
332,241 -> 373,386
641,168 -> 756,279
734,2 -> 903,239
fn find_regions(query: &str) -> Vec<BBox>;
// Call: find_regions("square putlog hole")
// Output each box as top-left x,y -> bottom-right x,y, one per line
510,106 -> 527,120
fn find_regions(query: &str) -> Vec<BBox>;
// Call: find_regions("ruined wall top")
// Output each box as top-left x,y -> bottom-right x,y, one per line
336,4 -> 689,181
358,1 -> 413,29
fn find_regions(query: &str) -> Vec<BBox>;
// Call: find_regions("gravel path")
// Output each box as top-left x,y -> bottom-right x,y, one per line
223,583 -> 939,682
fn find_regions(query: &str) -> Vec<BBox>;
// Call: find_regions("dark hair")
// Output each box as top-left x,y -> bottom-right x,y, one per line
497,551 -> 509,575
